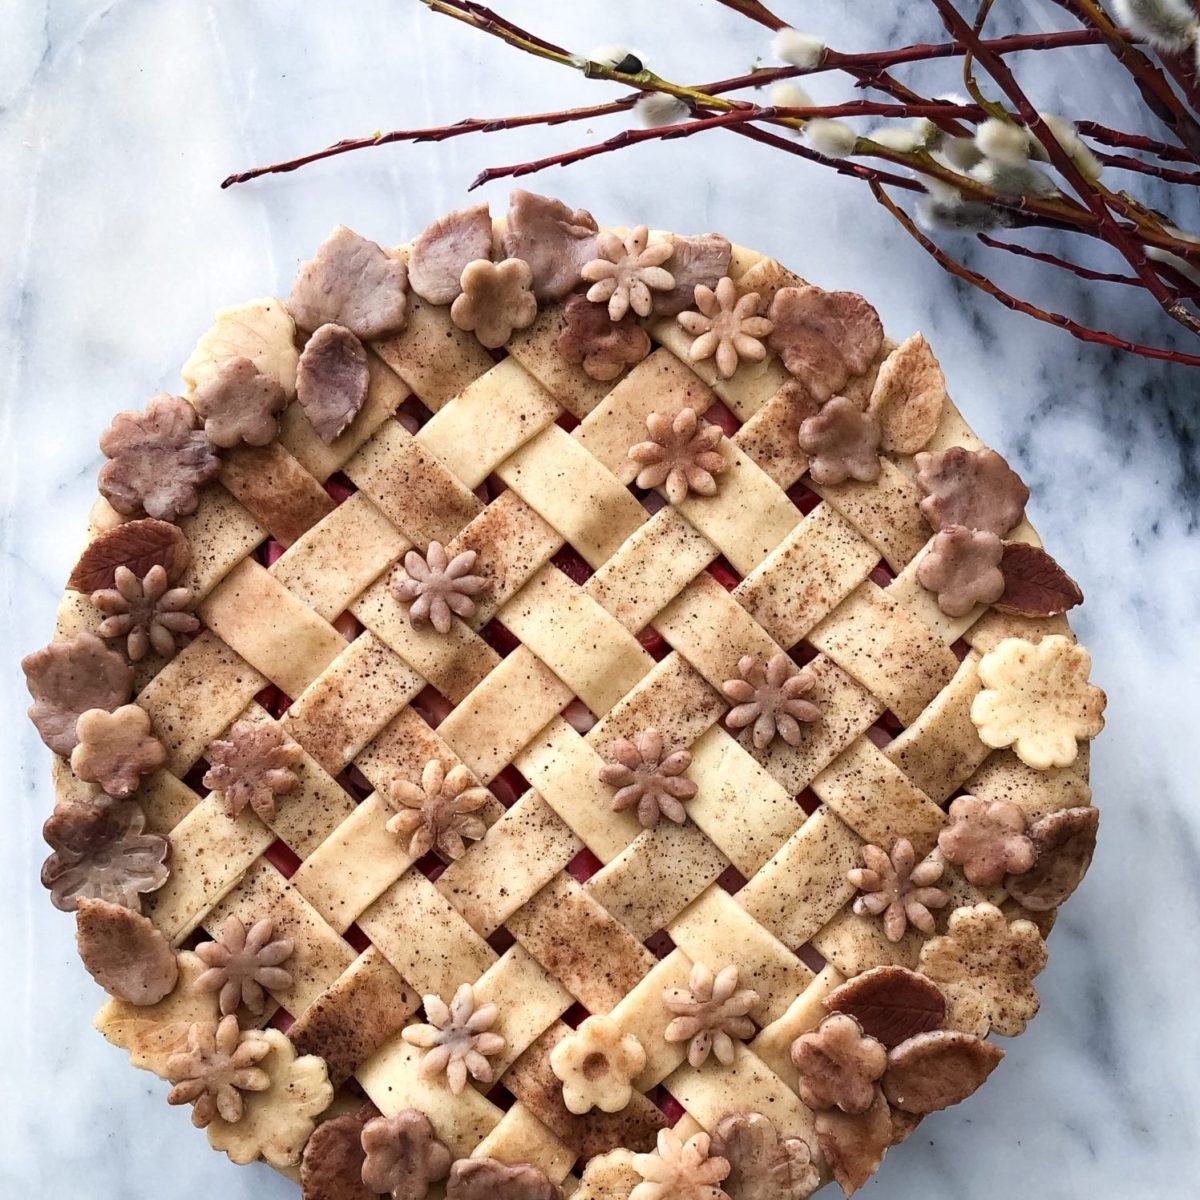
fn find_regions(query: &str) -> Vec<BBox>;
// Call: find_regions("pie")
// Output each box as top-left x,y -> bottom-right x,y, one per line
24,191 -> 1106,1198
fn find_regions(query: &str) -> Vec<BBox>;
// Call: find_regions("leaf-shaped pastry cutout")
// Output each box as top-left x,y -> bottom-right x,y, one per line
813,1091 -> 892,1197
68,519 -> 191,593
866,333 -> 947,454
409,203 -> 494,305
76,897 -> 178,1005
94,950 -> 221,1078
824,967 -> 946,1048
181,298 -> 299,399
1005,806 -> 1098,911
882,1030 -> 1004,1114
993,542 -> 1084,617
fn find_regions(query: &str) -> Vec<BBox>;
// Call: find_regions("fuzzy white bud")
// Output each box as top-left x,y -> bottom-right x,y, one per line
972,158 -> 1059,199
771,28 -> 826,70
768,82 -> 814,110
587,44 -> 643,73
916,196 -> 1008,234
938,136 -> 985,173
802,118 -> 857,159
871,117 -> 937,153
1111,0 -> 1200,52
975,118 -> 1034,166
1039,113 -> 1103,182
634,93 -> 688,128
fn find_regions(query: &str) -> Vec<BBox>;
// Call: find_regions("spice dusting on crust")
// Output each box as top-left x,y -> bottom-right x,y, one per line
26,196 -> 1103,1197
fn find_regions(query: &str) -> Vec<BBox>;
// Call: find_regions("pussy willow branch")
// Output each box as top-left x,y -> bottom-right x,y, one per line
225,0 -> 1200,365
933,0 -> 1200,333
873,183 -> 1200,365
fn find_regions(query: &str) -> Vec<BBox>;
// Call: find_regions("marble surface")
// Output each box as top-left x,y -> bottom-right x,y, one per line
3,1 -> 1198,1195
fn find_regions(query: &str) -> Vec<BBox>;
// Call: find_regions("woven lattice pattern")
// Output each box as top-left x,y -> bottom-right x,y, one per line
44,225 -> 1095,1195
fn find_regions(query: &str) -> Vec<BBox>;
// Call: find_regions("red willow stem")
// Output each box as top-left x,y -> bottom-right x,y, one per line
1090,150 -> 1200,185
713,0 -> 786,30
1075,120 -> 1196,162
1051,0 -> 1200,158
977,235 -> 1142,285
932,0 -> 1199,333
221,98 -> 638,187
872,183 -> 1200,366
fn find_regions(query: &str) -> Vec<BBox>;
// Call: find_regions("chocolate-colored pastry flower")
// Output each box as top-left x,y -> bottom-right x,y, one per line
99,394 -> 220,522
937,794 -> 1035,887
194,915 -> 295,1015
203,719 -> 304,824
914,446 -> 1029,536
917,526 -> 1005,617
558,293 -> 651,382
361,1109 -> 452,1200
790,1014 -> 887,1114
91,563 -> 199,661
191,356 -> 287,448
848,839 -> 948,943
599,728 -> 698,829
797,396 -> 882,486
389,542 -> 487,634
629,407 -> 727,504
41,796 -> 169,913
722,653 -> 821,749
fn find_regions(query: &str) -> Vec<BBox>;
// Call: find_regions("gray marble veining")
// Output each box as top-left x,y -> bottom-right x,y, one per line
2,1 -> 1198,1196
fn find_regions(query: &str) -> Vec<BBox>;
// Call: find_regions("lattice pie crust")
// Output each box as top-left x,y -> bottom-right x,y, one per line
26,193 -> 1105,1199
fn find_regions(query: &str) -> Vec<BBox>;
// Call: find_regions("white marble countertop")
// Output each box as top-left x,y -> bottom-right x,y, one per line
2,1 -> 1198,1195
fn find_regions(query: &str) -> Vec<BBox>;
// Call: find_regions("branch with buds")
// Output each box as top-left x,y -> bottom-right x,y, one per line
224,0 -> 1200,367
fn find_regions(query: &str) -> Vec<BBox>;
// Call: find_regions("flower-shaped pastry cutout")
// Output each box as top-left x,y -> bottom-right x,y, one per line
389,542 -> 487,634
797,396 -> 882,486
914,446 -> 1029,536
296,322 -> 370,445
205,1028 -> 333,1167
99,394 -> 220,522
767,286 -> 884,403
70,704 -> 166,798
971,635 -> 1106,770
677,277 -> 773,379
450,258 -> 539,349
288,225 -> 408,339
918,902 -> 1048,1036
722,653 -> 821,749
76,896 -> 179,1006
361,1109 -> 452,1200
629,408 -> 728,504
710,1112 -> 819,1200
41,797 -> 169,913
557,293 -> 651,382
298,1102 -> 376,1200
848,839 -> 948,943
91,563 -> 199,662
1005,805 -> 1099,911
790,1014 -> 886,1115
582,225 -> 676,320
203,719 -> 304,824
401,983 -> 506,1094
22,632 -> 133,757
190,356 -> 287,448
663,961 -> 760,1068
166,1015 -> 272,1128
194,915 -> 295,1016
549,1014 -> 647,1114
446,1157 -> 564,1200
937,794 -> 1035,887
630,1128 -> 731,1200
386,759 -> 490,859
599,728 -> 697,829
917,527 -> 1005,618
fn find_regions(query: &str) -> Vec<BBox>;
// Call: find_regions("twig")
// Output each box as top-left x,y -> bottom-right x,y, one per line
932,0 -> 1200,334
976,235 -> 1142,285
873,184 -> 1200,365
